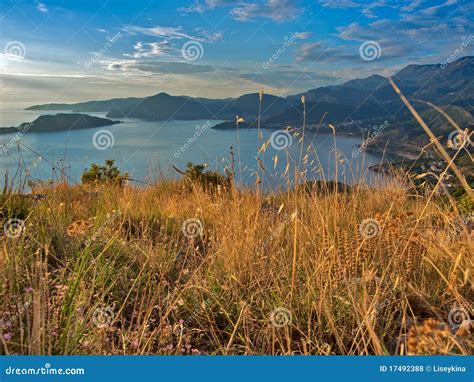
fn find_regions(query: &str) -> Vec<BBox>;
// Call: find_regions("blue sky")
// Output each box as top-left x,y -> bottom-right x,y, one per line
0,0 -> 473,107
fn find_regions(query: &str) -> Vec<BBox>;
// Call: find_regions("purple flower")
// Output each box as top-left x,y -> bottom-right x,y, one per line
3,332 -> 13,341
24,287 -> 33,293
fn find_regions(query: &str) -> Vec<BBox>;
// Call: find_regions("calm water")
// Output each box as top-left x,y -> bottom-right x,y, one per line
0,110 -> 383,191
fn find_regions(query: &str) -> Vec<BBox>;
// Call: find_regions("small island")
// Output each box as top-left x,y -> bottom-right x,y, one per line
0,113 -> 122,135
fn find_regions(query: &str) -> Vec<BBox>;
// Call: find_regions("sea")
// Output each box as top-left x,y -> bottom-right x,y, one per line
0,109 -> 384,191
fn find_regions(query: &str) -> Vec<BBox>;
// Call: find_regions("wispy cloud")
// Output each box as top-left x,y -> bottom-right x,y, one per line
103,59 -> 218,75
239,69 -> 336,89
180,0 -> 302,22
294,32 -> 312,40
296,42 -> 359,62
124,41 -> 173,58
36,1 -> 49,13
232,0 -> 302,22
124,25 -> 222,43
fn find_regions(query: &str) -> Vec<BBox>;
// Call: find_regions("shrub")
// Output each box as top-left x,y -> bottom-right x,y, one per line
184,162 -> 232,192
81,160 -> 128,186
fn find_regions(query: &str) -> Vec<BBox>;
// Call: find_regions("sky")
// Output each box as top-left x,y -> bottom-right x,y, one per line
0,0 -> 473,108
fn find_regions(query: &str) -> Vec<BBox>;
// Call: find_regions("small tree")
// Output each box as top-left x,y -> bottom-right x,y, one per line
81,160 -> 128,186
184,162 -> 231,191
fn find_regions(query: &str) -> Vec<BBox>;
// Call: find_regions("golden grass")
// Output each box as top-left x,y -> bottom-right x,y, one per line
0,178 -> 472,355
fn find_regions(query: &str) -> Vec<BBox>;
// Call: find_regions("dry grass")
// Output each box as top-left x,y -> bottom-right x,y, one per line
0,176 -> 472,355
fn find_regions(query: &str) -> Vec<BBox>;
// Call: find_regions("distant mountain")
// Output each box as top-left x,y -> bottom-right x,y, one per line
106,92 -> 214,120
287,56 -> 473,111
0,113 -> 121,134
214,56 -> 473,131
26,97 -> 143,113
106,92 -> 294,121
26,56 -> 473,130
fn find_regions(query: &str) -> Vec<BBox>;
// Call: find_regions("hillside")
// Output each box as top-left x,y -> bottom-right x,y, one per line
0,113 -> 122,134
1,174 -> 472,355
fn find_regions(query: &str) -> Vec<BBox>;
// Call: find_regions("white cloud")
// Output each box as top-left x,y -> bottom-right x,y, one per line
231,0 -> 301,22
124,25 -> 222,43
103,59 -> 218,75
180,0 -> 302,22
124,41 -> 173,58
36,2 -> 48,13
294,32 -> 312,40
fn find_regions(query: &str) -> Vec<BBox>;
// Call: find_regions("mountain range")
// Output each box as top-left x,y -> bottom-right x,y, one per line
27,56 -> 473,129
25,56 -> 473,161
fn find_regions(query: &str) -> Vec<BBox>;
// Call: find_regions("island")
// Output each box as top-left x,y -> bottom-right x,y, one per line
0,113 -> 122,135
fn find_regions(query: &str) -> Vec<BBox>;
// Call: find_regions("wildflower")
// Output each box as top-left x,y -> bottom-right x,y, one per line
67,220 -> 93,237
3,332 -> 13,341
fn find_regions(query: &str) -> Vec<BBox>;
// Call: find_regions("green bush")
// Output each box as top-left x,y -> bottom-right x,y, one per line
81,160 -> 128,186
184,162 -> 232,192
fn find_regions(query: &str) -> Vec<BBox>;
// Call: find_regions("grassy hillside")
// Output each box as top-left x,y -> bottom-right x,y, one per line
1,176 -> 472,355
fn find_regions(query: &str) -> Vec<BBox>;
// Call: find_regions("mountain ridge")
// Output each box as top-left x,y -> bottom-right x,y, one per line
26,56 -> 474,116
25,56 -> 473,131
